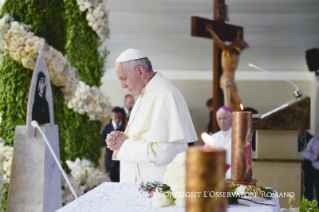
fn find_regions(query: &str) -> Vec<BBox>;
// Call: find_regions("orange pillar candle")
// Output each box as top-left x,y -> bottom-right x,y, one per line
186,147 -> 227,212
231,111 -> 253,182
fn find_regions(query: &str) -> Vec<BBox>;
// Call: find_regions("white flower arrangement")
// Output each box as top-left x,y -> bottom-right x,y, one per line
67,81 -> 112,122
162,151 -> 186,207
62,158 -> 110,205
75,0 -> 110,43
0,138 -> 13,183
0,0 -> 5,16
139,152 -> 187,208
66,158 -> 110,191
0,138 -> 13,202
0,14 -> 112,123
233,185 -> 246,196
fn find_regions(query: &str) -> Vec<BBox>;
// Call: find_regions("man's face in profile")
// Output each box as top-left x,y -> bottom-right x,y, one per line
115,63 -> 144,96
39,79 -> 45,95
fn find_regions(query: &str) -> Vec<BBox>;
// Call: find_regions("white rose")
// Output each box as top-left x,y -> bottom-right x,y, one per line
86,14 -> 94,22
92,23 -> 98,31
25,32 -> 34,39
89,114 -> 95,121
96,107 -> 102,113
34,41 -> 44,51
95,18 -> 102,26
2,161 -> 11,172
53,62 -> 63,73
84,2 -> 91,9
81,93 -> 87,100
93,9 -> 100,18
6,169 -> 11,177
87,21 -> 93,27
10,21 -> 19,29
152,189 -> 168,208
17,38 -> 25,46
98,11 -> 105,18
79,5 -> 86,12
97,26 -> 105,35
67,101 -> 74,109
234,185 -> 246,196
25,38 -> 35,47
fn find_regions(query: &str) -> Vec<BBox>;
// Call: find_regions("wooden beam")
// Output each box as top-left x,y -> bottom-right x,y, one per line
191,16 -> 244,41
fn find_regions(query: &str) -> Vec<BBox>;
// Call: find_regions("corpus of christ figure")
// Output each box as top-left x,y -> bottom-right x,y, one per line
206,23 -> 249,111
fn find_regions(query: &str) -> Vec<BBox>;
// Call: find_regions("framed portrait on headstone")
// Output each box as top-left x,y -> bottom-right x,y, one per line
27,53 -> 54,137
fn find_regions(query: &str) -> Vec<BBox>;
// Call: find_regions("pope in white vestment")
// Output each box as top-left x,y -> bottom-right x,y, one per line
108,49 -> 198,183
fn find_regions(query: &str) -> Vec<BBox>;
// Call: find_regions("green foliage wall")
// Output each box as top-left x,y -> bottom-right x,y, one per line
0,57 -> 33,146
64,0 -> 108,87
0,1 -> 110,210
62,0 -> 109,163
0,0 -> 66,146
0,0 -> 108,166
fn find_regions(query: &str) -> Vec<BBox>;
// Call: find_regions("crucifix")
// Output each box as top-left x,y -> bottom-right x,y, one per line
191,0 -> 246,133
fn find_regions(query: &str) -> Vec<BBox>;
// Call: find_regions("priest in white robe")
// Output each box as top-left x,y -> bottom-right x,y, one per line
106,49 -> 198,183
207,106 -> 232,179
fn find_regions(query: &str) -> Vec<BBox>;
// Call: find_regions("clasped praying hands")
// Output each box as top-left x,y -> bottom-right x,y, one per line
105,131 -> 128,151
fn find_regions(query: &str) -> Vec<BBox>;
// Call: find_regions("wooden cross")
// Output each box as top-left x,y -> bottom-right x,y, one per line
191,0 -> 244,133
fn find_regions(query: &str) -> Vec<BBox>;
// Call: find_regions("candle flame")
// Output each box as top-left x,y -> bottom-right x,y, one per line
240,104 -> 244,110
201,132 -> 215,147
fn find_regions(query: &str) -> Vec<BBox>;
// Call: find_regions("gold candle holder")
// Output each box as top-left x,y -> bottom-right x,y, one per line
227,111 -> 257,186
186,147 -> 227,212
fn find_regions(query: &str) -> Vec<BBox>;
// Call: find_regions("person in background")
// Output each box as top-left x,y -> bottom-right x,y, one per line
206,98 -> 214,134
209,106 -> 232,179
303,133 -> 319,204
101,107 -> 125,182
299,130 -> 315,201
122,94 -> 134,128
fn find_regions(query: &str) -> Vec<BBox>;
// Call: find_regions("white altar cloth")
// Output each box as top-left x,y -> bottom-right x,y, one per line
56,182 -> 280,212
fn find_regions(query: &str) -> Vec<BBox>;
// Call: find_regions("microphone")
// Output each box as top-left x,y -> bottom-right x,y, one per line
248,63 -> 302,98
31,121 -> 82,211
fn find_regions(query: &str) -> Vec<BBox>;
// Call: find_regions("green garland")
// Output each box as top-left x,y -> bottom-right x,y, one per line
64,0 -> 109,87
62,0 -> 109,163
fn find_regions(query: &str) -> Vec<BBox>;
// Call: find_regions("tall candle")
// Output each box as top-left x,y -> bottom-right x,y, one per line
186,147 -> 227,212
231,111 -> 253,182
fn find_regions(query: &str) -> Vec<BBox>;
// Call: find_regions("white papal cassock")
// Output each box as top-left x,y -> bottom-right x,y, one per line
113,72 -> 197,183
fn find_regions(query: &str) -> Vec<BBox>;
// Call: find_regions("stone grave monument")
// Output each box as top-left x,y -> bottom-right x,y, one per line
6,54 -> 62,212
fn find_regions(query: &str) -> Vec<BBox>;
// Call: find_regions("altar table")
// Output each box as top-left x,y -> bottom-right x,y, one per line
56,182 -> 280,212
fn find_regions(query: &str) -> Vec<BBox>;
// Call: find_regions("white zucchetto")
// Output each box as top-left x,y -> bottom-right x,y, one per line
116,49 -> 147,63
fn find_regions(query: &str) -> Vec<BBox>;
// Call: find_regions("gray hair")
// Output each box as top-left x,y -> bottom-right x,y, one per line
121,57 -> 153,73
216,108 -> 232,120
